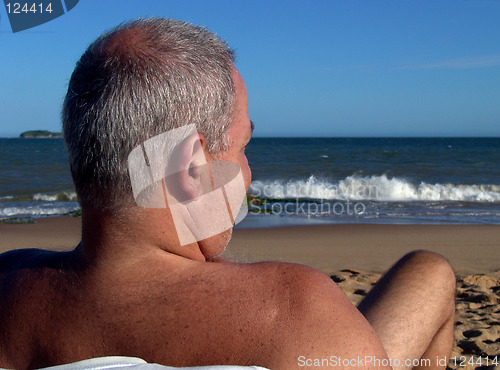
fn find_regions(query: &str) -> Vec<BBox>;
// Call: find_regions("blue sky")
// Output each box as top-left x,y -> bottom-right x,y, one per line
1,0 -> 499,137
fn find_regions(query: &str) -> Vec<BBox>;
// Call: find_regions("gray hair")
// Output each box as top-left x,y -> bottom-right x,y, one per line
62,18 -> 236,210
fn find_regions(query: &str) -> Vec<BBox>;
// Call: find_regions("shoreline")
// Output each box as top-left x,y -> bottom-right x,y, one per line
230,223 -> 500,275
0,216 -> 498,274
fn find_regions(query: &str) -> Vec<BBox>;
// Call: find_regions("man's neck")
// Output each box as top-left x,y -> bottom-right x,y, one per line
78,207 -> 207,270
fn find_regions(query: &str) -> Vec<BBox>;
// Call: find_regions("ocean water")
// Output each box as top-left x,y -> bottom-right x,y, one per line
0,137 -> 499,224
0,138 -> 78,218
245,137 -> 500,225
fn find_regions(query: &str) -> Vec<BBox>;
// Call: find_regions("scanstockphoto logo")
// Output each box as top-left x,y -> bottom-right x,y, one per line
128,125 -> 248,246
249,197 -> 367,217
3,0 -> 79,33
248,180 -> 379,217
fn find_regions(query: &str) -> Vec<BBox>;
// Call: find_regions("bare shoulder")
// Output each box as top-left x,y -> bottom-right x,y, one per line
227,260 -> 349,302
217,261 -> 390,368
208,260 -> 359,325
0,248 -> 71,319
0,249 -> 71,368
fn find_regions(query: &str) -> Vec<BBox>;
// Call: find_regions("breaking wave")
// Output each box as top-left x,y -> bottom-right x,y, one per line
0,202 -> 80,217
32,191 -> 77,201
249,175 -> 500,202
0,191 -> 79,218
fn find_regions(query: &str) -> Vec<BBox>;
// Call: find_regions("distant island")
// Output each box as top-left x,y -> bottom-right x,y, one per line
20,130 -> 63,138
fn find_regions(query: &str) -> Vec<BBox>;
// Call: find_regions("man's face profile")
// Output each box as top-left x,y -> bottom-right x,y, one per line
210,68 -> 253,191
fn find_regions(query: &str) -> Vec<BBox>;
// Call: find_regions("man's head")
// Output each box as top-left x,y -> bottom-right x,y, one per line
63,18 -> 236,210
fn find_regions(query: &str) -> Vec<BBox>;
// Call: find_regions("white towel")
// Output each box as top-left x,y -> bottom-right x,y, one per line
35,356 -> 270,370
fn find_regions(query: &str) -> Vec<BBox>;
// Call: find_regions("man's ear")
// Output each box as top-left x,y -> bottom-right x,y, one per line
177,133 -> 210,200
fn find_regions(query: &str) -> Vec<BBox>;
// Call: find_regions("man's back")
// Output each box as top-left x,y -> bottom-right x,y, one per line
0,247 -> 389,369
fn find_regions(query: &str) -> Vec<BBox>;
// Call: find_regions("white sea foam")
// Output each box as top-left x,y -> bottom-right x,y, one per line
249,175 -> 500,202
0,203 -> 80,217
33,191 -> 77,201
1,192 -> 79,217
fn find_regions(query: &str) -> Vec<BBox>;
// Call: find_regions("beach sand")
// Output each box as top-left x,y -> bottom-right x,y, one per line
1,217 -> 499,368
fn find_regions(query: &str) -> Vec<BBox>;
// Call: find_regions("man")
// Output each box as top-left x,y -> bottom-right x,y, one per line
0,18 -> 455,369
